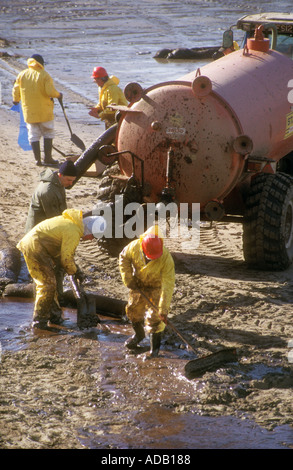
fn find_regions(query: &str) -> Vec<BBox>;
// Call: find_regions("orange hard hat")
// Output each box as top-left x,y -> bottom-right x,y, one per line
142,234 -> 163,260
91,66 -> 108,79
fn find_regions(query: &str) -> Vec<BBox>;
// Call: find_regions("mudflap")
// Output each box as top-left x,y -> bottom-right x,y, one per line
184,348 -> 238,380
77,293 -> 99,329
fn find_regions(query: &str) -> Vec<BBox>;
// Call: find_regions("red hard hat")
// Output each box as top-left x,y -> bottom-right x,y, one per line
91,66 -> 107,79
142,234 -> 163,260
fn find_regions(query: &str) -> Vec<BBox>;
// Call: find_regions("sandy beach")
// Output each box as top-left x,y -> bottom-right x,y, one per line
1,97 -> 293,448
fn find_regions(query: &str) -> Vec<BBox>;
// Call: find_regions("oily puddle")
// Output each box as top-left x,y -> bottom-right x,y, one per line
0,297 -> 292,449
0,297 -> 35,351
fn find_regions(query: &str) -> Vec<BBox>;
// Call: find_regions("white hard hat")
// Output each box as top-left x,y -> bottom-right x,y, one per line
83,216 -> 107,238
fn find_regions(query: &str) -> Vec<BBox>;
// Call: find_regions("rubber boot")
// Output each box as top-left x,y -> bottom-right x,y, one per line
31,313 -> 52,330
31,318 -> 49,329
125,321 -> 145,349
31,141 -> 41,166
149,332 -> 162,358
49,300 -> 64,325
44,138 -> 58,165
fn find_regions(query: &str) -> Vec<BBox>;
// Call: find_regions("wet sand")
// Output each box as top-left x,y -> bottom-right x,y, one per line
0,0 -> 293,451
1,97 -> 292,450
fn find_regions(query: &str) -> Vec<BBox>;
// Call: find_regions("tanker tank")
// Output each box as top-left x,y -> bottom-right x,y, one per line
116,39 -> 293,213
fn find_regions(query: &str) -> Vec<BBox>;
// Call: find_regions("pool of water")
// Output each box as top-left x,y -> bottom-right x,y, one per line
1,297 -> 292,449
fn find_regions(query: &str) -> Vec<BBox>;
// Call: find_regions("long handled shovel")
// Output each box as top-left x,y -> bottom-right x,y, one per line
137,288 -> 237,379
58,98 -> 86,151
137,288 -> 197,353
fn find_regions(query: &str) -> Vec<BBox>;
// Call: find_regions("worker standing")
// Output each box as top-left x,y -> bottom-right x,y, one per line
12,54 -> 62,166
119,225 -> 175,358
89,66 -> 128,129
17,209 -> 106,329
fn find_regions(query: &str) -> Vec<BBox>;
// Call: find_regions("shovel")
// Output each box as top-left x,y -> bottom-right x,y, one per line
52,145 -> 67,157
69,275 -> 99,329
58,98 -> 86,151
137,288 -> 237,379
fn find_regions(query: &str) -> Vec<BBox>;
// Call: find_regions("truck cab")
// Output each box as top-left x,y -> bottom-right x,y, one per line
236,12 -> 293,58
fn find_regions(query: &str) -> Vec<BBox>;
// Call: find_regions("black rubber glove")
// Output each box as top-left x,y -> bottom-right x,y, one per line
127,277 -> 138,290
75,267 -> 85,283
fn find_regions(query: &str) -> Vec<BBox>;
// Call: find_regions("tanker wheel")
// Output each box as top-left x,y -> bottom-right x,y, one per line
243,172 -> 293,270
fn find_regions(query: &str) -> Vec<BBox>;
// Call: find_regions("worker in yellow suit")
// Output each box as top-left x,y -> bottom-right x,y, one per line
88,66 -> 128,129
12,54 -> 62,165
119,225 -> 175,358
17,209 -> 106,329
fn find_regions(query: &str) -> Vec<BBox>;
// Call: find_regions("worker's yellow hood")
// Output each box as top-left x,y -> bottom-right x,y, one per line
27,58 -> 44,71
100,75 -> 120,92
109,75 -> 120,85
62,209 -> 84,233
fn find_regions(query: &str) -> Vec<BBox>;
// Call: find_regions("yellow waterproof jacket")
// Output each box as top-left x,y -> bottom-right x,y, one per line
95,76 -> 128,122
17,209 -> 84,275
119,226 -> 175,315
12,58 -> 60,123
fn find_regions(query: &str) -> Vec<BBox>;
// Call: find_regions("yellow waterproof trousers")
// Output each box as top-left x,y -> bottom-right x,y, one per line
126,287 -> 166,334
23,253 -> 62,322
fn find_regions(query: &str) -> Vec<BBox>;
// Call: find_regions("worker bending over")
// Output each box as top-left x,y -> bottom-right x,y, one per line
119,225 -> 175,358
25,160 -> 77,233
17,209 -> 106,329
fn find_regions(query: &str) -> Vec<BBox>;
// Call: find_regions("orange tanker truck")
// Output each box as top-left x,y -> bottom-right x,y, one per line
75,13 -> 293,271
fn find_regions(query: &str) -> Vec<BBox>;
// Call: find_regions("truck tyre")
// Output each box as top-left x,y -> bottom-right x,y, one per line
243,172 -> 293,270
